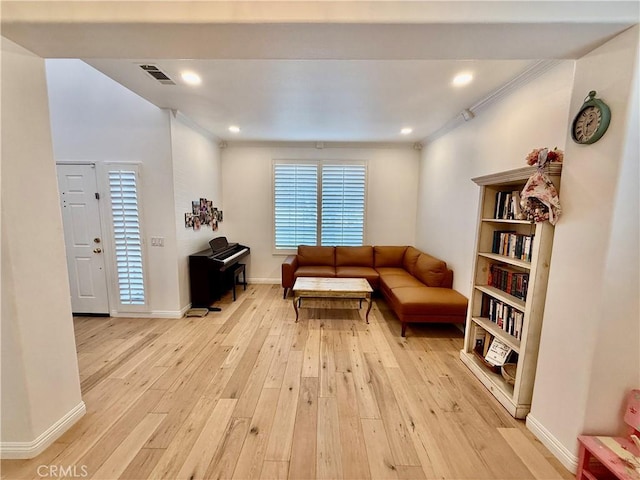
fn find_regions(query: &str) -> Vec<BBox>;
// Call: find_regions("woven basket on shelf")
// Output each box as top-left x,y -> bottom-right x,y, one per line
501,363 -> 517,385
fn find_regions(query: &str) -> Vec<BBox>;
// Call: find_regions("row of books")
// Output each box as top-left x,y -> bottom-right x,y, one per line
485,296 -> 525,340
494,190 -> 525,220
492,230 -> 535,262
488,264 -> 529,300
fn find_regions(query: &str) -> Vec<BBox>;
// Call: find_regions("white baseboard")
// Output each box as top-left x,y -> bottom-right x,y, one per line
111,284 -> 283,319
247,278 -> 279,284
109,310 -> 185,318
150,310 -> 186,318
1,401 -> 86,459
526,413 -> 579,474
178,303 -> 192,317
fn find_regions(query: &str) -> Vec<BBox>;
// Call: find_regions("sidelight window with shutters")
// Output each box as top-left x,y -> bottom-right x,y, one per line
107,166 -> 147,307
273,160 -> 367,252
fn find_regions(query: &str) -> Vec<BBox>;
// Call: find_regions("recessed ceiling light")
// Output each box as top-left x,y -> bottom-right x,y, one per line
181,71 -> 201,85
228,125 -> 241,133
453,72 -> 473,87
400,127 -> 413,135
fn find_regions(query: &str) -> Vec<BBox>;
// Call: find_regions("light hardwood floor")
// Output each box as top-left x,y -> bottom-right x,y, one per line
2,284 -> 572,480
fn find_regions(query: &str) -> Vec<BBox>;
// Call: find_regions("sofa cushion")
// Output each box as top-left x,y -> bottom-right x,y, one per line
380,273 -> 425,290
375,267 -> 409,277
297,245 -> 335,267
374,246 -> 408,267
413,253 -> 447,287
294,266 -> 336,278
402,246 -> 422,275
336,246 -> 374,267
390,287 -> 468,316
335,266 -> 379,288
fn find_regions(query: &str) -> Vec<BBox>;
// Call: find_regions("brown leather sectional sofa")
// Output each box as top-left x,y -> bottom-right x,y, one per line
281,245 -> 468,336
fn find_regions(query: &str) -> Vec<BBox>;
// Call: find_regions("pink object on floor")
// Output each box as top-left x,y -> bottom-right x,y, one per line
576,389 -> 640,480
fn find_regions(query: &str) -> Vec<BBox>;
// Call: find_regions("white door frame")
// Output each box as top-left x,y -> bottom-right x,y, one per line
100,161 -> 149,315
59,160 -> 150,317
57,161 -> 112,314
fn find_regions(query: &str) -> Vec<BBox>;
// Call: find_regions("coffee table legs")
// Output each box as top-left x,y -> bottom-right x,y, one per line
364,294 -> 372,324
292,295 -> 371,323
293,295 -> 300,322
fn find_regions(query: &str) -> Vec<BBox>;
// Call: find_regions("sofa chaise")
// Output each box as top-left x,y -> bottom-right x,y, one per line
281,245 -> 468,336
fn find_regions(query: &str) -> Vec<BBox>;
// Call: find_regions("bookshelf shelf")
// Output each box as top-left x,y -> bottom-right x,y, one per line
475,285 -> 526,311
481,218 -> 533,225
461,164 -> 562,419
461,350 -> 515,394
477,252 -> 531,270
459,350 -> 521,415
471,316 -> 521,352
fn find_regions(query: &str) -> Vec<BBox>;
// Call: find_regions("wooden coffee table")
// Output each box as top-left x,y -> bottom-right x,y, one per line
292,277 -> 373,323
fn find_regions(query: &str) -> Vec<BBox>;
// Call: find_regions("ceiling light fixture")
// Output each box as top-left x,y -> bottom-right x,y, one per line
228,125 -> 241,133
181,71 -> 202,85
453,72 -> 473,87
400,127 -> 413,135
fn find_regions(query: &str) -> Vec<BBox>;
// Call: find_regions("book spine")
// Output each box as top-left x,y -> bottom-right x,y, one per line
504,193 -> 512,219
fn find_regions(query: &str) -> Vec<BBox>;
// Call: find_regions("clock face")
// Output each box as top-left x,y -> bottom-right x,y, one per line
573,106 -> 602,143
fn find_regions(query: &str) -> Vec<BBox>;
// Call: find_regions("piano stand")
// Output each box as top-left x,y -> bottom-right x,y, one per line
233,264 -> 247,301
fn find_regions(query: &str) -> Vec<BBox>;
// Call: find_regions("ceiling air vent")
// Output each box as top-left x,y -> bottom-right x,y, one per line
139,64 -> 175,85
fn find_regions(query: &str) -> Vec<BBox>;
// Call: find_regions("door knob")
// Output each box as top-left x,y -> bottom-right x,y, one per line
94,237 -> 101,243
93,248 -> 102,254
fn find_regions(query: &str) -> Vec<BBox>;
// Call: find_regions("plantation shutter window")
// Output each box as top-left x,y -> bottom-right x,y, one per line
321,164 -> 366,246
273,160 -> 367,251
274,163 -> 318,250
109,169 -> 146,305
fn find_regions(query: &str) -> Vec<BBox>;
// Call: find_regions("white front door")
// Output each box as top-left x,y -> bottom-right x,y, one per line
57,164 -> 109,314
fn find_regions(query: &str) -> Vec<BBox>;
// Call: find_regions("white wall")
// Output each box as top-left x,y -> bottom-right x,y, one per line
221,145 -> 420,282
417,26 -> 639,472
583,54 -> 639,430
1,38 -> 84,457
416,62 -> 575,294
46,60 -> 182,316
530,26 -> 639,465
170,113 -> 223,309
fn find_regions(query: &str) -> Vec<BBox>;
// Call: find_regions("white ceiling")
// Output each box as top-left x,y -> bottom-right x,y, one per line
85,58 -> 536,142
2,1 -> 638,144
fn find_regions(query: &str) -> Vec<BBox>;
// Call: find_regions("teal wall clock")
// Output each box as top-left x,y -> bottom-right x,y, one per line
571,90 -> 611,144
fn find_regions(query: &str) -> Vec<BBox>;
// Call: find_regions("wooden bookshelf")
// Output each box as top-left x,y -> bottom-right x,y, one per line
460,164 -> 562,419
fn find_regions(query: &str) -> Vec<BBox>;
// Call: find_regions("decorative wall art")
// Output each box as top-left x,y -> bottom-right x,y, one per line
184,198 -> 223,231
